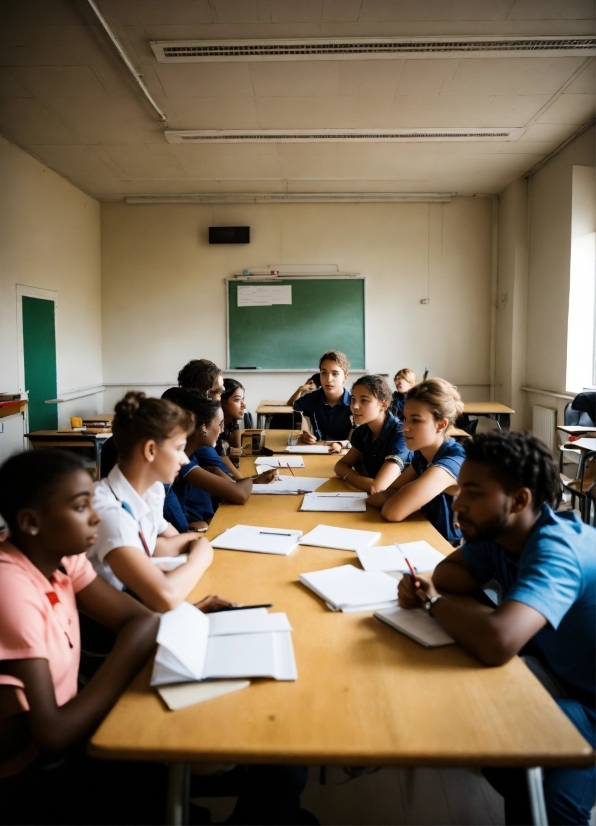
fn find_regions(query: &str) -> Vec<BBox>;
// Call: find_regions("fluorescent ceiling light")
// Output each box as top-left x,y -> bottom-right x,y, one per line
125,193 -> 456,204
165,128 -> 524,144
151,36 -> 596,62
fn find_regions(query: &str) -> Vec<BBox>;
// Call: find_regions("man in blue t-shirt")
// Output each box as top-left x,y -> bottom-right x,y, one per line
398,431 -> 595,826
290,350 -> 353,443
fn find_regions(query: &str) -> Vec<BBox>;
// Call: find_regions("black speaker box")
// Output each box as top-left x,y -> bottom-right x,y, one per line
209,226 -> 250,244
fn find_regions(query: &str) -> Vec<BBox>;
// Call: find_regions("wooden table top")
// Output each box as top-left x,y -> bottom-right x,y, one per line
26,430 -> 110,443
463,402 -> 515,415
256,399 -> 294,414
89,450 -> 591,768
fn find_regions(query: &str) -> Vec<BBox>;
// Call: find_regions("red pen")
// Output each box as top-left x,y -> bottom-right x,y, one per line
404,557 -> 420,589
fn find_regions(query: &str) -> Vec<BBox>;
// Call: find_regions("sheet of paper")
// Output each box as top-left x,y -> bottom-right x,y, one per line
300,565 -> 398,611
157,680 -> 250,711
254,456 -> 305,468
299,524 -> 381,551
300,492 -> 367,512
357,542 -> 445,573
375,607 -> 455,647
397,541 -> 446,573
208,609 -> 292,636
211,524 -> 302,555
285,445 -> 331,454
150,554 -> 188,571
237,285 -> 292,307
151,602 -> 208,685
204,631 -> 297,680
252,477 -> 328,495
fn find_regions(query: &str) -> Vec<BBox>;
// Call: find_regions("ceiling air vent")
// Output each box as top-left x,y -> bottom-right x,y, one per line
165,128 -> 523,144
151,36 -> 596,62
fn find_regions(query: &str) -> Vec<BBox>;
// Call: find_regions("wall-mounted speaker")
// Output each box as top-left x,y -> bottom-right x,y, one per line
209,226 -> 250,244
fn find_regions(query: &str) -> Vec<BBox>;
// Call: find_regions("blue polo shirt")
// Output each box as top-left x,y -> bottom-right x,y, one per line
460,506 -> 596,698
411,439 -> 465,542
390,391 -> 407,420
173,458 -> 215,524
195,446 -> 234,478
163,483 -> 189,533
293,387 -> 352,441
350,412 -> 411,478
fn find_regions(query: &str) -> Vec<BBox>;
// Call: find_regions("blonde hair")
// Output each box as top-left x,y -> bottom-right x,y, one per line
394,368 -> 418,386
406,378 -> 463,434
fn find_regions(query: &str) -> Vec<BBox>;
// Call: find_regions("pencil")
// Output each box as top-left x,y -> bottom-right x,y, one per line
286,463 -> 295,476
404,557 -> 421,589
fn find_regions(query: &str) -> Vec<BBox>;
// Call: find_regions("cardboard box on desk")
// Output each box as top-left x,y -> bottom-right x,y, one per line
241,429 -> 266,455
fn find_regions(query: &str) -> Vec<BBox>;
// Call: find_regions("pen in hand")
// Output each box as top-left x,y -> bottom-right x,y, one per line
404,557 -> 421,589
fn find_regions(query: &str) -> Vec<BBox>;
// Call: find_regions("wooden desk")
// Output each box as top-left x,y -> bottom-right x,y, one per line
0,400 -> 27,420
256,399 -> 294,428
463,402 -> 515,431
89,449 -> 591,825
25,429 -> 111,476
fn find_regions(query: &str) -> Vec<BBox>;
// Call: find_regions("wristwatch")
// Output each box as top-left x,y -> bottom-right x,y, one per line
424,595 -> 443,614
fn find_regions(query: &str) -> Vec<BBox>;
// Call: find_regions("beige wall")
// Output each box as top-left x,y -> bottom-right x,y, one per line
101,197 -> 493,415
0,135 -> 103,461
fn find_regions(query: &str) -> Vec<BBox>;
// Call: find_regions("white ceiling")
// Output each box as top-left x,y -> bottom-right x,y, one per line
0,0 -> 594,199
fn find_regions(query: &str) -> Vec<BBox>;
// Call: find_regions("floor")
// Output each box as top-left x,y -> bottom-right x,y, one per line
195,764 -> 505,824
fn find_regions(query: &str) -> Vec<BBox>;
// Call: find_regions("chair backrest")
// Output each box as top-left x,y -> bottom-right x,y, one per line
571,392 -> 596,427
243,411 -> 253,429
564,402 -> 581,426
99,436 -> 118,478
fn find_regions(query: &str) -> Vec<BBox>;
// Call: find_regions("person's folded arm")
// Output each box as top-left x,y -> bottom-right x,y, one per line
398,574 -> 547,667
368,460 -> 403,496
185,466 -> 252,504
432,548 -> 484,594
367,465 -> 417,508
105,536 -> 214,613
221,455 -> 243,480
381,466 -> 455,522
154,529 -> 198,557
334,446 -> 370,489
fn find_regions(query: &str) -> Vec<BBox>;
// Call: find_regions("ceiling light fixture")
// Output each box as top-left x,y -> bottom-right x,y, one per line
125,193 -> 456,204
165,128 -> 523,144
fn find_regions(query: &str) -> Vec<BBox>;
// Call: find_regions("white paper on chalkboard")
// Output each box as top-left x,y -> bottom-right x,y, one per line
238,285 -> 292,307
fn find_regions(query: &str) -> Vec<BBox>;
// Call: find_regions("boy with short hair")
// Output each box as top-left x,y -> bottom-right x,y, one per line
288,350 -> 353,444
398,431 -> 595,826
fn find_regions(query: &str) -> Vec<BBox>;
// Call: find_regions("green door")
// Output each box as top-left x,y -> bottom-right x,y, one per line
22,296 -> 58,431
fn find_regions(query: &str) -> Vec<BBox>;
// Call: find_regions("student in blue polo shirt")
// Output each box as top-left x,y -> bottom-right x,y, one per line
390,367 -> 418,419
398,431 -> 596,826
368,378 -> 465,542
289,351 -> 353,444
334,375 -> 411,494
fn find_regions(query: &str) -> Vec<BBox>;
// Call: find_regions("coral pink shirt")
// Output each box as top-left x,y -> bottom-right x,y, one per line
0,543 -> 96,708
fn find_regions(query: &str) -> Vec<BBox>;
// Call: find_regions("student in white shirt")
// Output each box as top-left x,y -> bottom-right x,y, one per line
88,392 -> 230,613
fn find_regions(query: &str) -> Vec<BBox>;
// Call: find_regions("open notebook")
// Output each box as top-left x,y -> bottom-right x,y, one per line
299,524 -> 381,551
356,541 -> 446,573
285,445 -> 332,454
251,477 -> 328,495
254,456 -> 305,468
374,606 -> 455,648
300,492 -> 367,512
300,565 -> 398,612
151,603 -> 297,685
211,524 -> 302,555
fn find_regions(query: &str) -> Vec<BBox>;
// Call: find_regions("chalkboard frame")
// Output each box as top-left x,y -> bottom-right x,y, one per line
226,277 -> 367,371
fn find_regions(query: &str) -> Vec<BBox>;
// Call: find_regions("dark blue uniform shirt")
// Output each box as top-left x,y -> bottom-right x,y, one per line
350,411 -> 411,478
410,439 -> 465,542
293,387 -> 353,441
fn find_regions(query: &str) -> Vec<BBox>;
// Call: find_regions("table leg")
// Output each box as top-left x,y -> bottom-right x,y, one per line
166,762 -> 190,826
500,414 -> 511,431
526,767 -> 548,826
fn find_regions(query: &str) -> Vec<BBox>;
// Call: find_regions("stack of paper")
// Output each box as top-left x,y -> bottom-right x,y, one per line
151,603 -> 297,686
285,445 -> 331,454
356,541 -> 446,573
300,492 -> 367,512
252,477 -> 328,495
374,606 -> 455,648
299,524 -> 381,551
300,565 -> 398,612
211,524 -> 302,555
254,456 -> 305,468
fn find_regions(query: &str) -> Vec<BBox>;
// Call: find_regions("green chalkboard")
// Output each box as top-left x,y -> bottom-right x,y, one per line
227,279 -> 365,370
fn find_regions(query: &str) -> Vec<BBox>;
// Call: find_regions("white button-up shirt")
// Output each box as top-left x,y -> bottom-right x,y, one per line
88,465 -> 168,590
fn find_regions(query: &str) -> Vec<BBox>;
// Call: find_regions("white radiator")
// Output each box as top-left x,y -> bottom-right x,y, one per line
532,405 -> 556,452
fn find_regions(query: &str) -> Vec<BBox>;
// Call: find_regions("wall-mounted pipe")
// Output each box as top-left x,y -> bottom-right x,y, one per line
86,0 -> 168,125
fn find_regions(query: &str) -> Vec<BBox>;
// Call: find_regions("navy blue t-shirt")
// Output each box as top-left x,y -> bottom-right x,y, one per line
173,458 -> 215,523
411,439 -> 465,542
389,391 -> 407,420
350,412 -> 411,478
163,483 -> 189,533
293,387 -> 353,441
461,506 -> 596,697
195,445 -> 234,478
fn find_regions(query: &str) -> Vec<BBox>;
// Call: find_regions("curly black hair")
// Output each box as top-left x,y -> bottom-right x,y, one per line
464,431 -> 558,510
177,359 -> 221,392
162,386 -> 221,429
351,374 -> 392,405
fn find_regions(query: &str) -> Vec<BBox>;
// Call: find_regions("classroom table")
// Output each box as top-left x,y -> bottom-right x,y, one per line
256,399 -> 294,428
25,429 -> 111,476
462,402 -> 515,430
89,440 -> 592,826
557,425 -> 596,437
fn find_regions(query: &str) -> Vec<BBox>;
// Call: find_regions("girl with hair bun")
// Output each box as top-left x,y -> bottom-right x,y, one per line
334,375 -> 411,494
88,392 -> 231,614
368,378 -> 466,542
